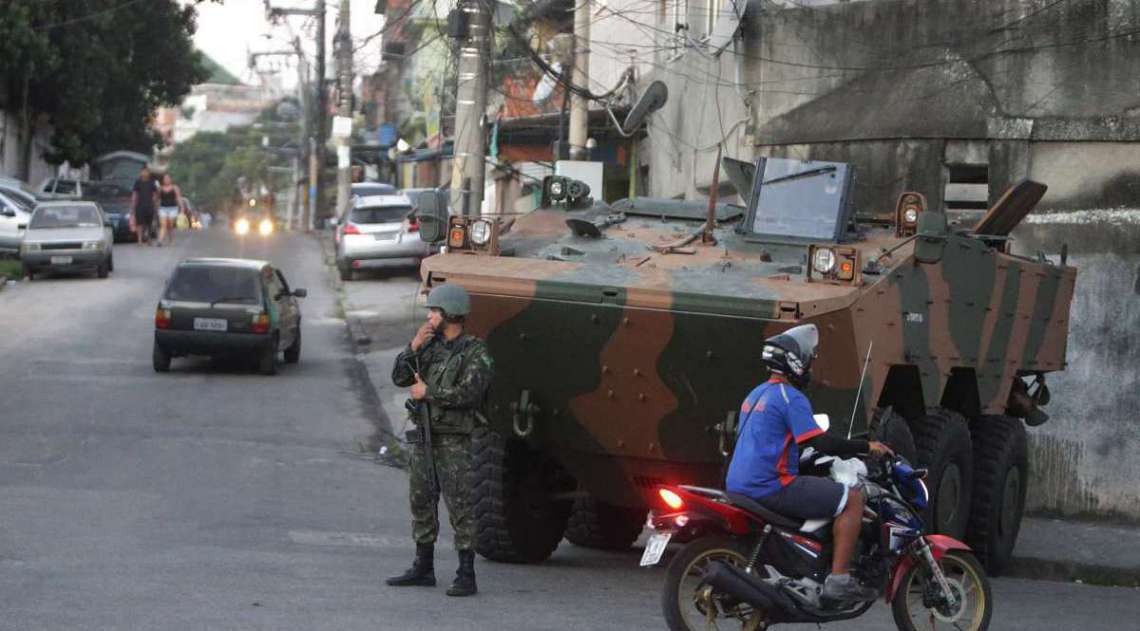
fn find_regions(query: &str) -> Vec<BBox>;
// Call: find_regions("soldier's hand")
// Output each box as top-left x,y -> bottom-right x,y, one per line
410,373 -> 428,400
411,322 -> 435,351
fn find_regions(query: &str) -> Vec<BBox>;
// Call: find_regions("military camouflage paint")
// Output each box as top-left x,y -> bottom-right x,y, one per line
421,201 -> 1074,509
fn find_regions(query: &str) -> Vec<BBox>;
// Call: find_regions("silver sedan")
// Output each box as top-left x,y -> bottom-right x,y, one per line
334,194 -> 429,281
20,201 -> 114,280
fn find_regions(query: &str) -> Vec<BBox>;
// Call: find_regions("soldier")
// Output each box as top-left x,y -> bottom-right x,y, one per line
386,283 -> 494,597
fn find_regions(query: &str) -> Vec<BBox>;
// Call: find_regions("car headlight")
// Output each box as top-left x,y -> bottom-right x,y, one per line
22,242 -> 41,252
549,181 -> 564,198
83,241 -> 104,250
812,248 -> 836,274
258,218 -> 273,236
235,218 -> 251,235
470,220 -> 491,245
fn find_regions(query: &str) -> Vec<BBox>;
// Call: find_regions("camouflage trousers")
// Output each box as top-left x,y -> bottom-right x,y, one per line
407,431 -> 474,551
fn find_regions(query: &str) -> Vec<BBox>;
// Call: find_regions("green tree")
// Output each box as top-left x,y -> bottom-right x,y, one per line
0,0 -> 211,178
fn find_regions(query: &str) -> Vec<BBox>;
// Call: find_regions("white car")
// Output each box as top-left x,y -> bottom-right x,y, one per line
20,201 -> 114,280
0,189 -> 34,255
334,194 -> 429,281
37,177 -> 85,200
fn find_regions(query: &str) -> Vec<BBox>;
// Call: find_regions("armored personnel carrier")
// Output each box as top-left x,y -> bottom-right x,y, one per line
414,157 -> 1075,574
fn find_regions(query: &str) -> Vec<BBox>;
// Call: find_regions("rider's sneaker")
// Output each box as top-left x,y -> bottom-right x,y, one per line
821,573 -> 877,603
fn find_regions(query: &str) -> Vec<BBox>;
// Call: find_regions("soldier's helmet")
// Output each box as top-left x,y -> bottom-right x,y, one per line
762,324 -> 819,388
425,283 -> 471,318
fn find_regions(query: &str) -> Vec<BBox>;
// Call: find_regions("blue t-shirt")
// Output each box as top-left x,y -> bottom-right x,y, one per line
725,379 -> 826,499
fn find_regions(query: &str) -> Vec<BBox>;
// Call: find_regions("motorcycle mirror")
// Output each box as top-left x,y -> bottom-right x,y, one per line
812,414 -> 831,432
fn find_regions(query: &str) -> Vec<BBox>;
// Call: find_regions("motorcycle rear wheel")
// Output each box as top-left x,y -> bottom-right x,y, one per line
662,536 -> 767,631
891,550 -> 992,631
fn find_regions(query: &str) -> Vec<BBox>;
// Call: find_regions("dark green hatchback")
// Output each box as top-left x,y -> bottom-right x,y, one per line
153,258 -> 306,375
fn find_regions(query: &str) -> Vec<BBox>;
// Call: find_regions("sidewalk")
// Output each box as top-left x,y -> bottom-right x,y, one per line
318,232 -> 1140,588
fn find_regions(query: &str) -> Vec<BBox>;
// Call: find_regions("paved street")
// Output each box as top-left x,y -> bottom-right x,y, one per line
1,228 -> 1137,630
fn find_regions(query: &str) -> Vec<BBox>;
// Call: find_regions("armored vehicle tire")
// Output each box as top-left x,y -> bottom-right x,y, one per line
472,427 -> 573,563
564,495 -> 646,550
966,415 -> 1028,576
872,408 -> 918,464
911,409 -> 973,539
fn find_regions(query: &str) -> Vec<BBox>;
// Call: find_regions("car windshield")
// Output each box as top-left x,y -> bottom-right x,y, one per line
1,191 -> 33,212
353,183 -> 396,196
351,205 -> 412,225
165,266 -> 262,305
47,179 -> 79,194
745,158 -> 853,242
86,182 -> 130,200
30,205 -> 101,229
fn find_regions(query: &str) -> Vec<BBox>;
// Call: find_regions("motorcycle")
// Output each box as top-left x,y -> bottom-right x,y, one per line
643,437 -> 992,630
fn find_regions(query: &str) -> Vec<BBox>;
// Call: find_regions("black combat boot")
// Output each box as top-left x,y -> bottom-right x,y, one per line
386,543 -> 436,587
445,550 -> 477,597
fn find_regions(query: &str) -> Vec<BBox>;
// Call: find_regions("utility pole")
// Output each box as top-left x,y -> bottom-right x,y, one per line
333,0 -> 353,222
568,0 -> 591,160
266,0 -> 326,231
449,0 -> 491,216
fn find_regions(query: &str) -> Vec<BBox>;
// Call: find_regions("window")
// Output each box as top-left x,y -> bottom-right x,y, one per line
350,205 -> 414,225
944,164 -> 989,211
30,205 -> 101,229
165,266 -> 262,305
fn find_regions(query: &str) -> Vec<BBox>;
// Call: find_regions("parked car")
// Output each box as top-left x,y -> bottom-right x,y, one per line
82,181 -> 135,242
0,189 -> 35,256
351,182 -> 397,198
20,201 -> 114,279
153,258 -> 306,375
0,178 -> 43,206
334,194 -> 428,281
37,177 -> 86,200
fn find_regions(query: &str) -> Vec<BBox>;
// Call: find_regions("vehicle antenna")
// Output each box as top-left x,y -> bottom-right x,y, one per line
702,143 -> 723,245
848,339 -> 873,440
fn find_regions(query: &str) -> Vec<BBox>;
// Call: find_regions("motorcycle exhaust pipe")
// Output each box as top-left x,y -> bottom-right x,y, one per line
702,561 -> 798,616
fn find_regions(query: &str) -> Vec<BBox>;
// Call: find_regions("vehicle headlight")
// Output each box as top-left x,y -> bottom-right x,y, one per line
258,218 -> 274,236
22,242 -> 41,252
469,220 -> 491,245
83,241 -> 104,250
812,248 -> 836,274
903,206 -> 919,224
235,218 -> 251,235
550,181 -> 564,198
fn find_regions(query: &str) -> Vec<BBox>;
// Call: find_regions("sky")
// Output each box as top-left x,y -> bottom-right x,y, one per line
189,0 -> 387,88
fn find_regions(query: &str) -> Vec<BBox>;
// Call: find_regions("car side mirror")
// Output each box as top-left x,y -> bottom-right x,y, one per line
914,211 -> 949,264
415,190 -> 450,244
293,288 -> 307,298
1,209 -> 15,218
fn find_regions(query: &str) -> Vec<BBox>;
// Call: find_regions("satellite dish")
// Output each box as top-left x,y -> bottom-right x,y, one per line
533,63 -> 561,104
622,81 -> 668,133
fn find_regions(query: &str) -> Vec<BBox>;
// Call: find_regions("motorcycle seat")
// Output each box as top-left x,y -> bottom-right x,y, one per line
725,492 -> 805,530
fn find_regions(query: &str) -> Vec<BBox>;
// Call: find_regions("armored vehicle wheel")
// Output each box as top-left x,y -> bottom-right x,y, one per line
564,494 -> 646,550
472,427 -> 573,563
911,409 -> 973,539
967,415 -> 1028,575
871,408 -> 917,463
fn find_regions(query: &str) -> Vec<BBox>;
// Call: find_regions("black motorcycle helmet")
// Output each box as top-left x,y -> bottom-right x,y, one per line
762,324 -> 819,389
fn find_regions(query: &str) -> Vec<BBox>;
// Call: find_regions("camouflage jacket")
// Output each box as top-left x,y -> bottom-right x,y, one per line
392,333 -> 494,434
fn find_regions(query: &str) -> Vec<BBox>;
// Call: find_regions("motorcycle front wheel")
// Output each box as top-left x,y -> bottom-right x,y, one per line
661,535 -> 768,631
891,549 -> 993,631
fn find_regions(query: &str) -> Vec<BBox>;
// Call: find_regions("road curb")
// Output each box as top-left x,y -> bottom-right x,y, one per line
313,231 -> 407,469
1007,556 -> 1140,588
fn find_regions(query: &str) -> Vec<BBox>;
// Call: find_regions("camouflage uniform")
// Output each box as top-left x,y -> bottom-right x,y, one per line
392,333 -> 494,552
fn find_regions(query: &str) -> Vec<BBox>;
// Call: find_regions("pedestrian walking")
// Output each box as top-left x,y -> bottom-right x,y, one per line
130,166 -> 158,244
387,283 -> 494,597
157,173 -> 182,246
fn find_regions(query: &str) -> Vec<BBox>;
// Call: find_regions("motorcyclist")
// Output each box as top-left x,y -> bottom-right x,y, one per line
725,324 -> 893,603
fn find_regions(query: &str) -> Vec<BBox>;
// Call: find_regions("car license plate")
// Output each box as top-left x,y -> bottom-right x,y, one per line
640,532 -> 672,567
50,256 -> 72,265
374,232 -> 398,241
193,317 -> 228,332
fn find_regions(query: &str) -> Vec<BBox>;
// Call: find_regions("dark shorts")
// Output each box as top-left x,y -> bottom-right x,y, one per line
755,476 -> 848,520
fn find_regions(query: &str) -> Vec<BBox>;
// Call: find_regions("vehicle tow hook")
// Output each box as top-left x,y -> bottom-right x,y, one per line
511,390 -> 539,438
